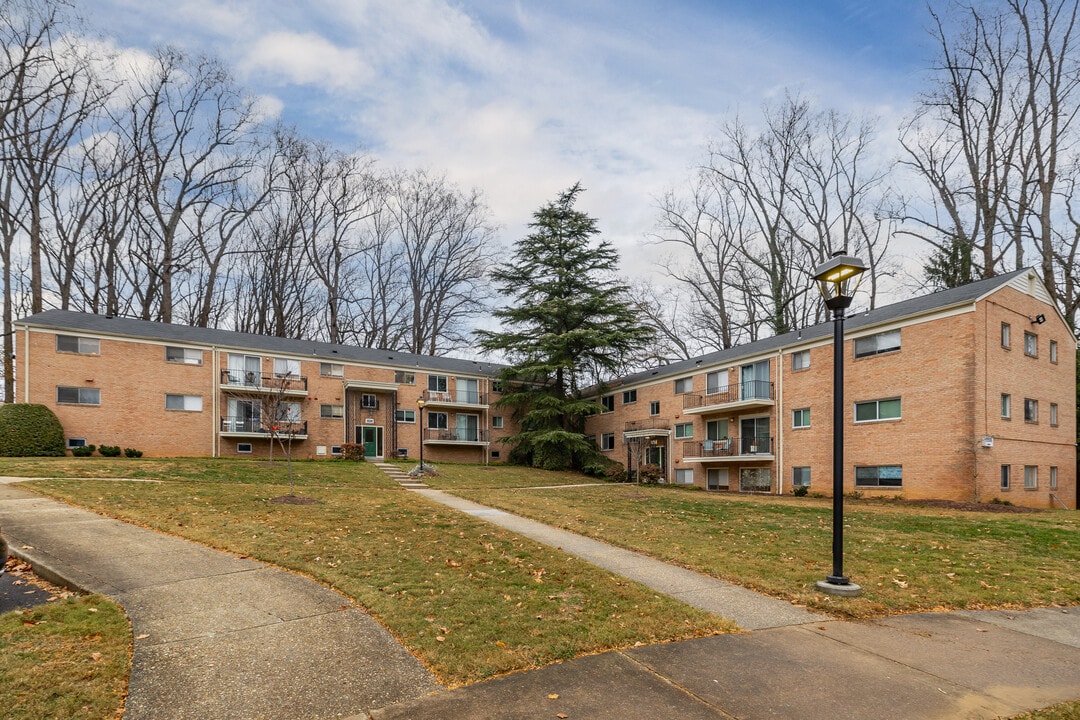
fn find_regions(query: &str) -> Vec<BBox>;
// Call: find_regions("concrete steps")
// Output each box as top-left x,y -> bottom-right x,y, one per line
372,462 -> 428,489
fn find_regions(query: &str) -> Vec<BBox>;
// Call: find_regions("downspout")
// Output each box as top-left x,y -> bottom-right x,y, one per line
776,349 -> 784,495
212,347 -> 219,457
22,326 -> 30,403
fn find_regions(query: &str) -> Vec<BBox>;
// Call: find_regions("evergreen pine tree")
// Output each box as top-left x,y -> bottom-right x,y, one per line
477,183 -> 654,470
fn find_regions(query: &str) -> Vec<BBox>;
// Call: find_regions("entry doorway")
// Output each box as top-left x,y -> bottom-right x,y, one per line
356,425 -> 384,458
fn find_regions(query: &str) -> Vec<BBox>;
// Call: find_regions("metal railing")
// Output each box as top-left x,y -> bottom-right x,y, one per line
682,436 -> 774,457
220,370 -> 308,392
423,427 -> 489,443
624,418 -> 672,432
683,380 -> 774,410
220,416 -> 308,436
421,389 -> 487,405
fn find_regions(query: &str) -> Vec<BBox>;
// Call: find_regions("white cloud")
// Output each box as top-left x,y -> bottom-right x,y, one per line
240,31 -> 374,90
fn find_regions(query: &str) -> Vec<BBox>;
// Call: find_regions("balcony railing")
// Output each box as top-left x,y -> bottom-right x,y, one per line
421,389 -> 488,406
423,427 -> 489,443
220,416 -> 308,437
682,436 -> 774,458
682,380 -> 774,411
624,418 -> 672,432
221,370 -> 308,393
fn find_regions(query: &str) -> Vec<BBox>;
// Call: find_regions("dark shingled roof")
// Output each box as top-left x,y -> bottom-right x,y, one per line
15,309 -> 507,377
608,268 -> 1033,390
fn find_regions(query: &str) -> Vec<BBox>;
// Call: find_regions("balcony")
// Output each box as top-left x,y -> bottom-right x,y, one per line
681,436 -> 774,462
420,388 -> 488,409
221,370 -> 308,396
219,416 -> 308,439
423,427 -> 490,445
682,380 -> 774,415
623,418 -> 672,438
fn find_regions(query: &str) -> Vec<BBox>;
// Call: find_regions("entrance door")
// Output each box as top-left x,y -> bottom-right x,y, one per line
356,426 -> 383,458
741,360 -> 770,400
455,413 -> 479,441
740,417 -> 770,454
456,378 -> 479,404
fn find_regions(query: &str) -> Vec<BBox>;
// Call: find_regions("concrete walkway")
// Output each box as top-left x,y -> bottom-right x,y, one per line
0,483 -> 439,720
414,488 -> 827,629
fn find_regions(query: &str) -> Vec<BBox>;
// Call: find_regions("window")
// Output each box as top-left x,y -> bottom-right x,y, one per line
707,468 -> 729,490
56,335 -> 99,355
276,402 -> 301,423
601,395 -> 614,412
320,362 -> 344,377
600,433 -> 615,451
1050,403 -> 1059,426
274,358 -> 300,377
1050,340 -> 1058,364
1050,466 -> 1058,489
622,389 -> 637,404
792,350 -> 810,371
674,422 -> 693,439
1001,393 -> 1011,419
165,394 -> 202,411
57,386 -> 100,405
395,370 -> 415,384
706,419 -> 728,441
428,375 -> 448,393
428,412 -> 448,429
675,468 -> 694,485
1024,465 -> 1038,489
1001,465 -> 1011,490
395,409 -> 416,423
1024,331 -> 1038,357
792,467 -> 811,488
66,438 -> 87,449
331,445 -> 343,455
649,400 -> 660,416
166,346 -> 202,365
361,394 -> 378,409
673,377 -> 693,394
492,380 -> 504,394
1024,398 -> 1038,423
237,443 -> 253,454
739,468 -> 772,492
492,415 -> 504,429
854,398 -> 901,422
854,330 -> 900,358
1001,322 -> 1011,348
855,465 -> 902,488
706,370 -> 728,394
792,408 -> 810,428
321,404 -> 345,419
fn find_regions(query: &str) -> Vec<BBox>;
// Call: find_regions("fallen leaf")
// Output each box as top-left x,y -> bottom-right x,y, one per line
436,636 -> 446,642
557,714 -> 569,719
90,652 -> 102,662
547,694 -> 559,700
136,634 -> 150,640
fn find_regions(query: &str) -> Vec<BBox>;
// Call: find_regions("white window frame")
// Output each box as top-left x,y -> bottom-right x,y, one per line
622,389 -> 637,404
395,409 -> 416,423
1050,403 -> 1058,426
165,394 -> 202,411
792,350 -> 810,371
321,404 -> 345,419
273,357 -> 301,378
165,346 -> 202,365
855,465 -> 903,488
673,377 -> 693,394
739,467 -> 772,492
492,415 -> 504,429
854,398 -> 901,423
66,438 -> 87,449
792,467 -> 811,487
1001,322 -> 1011,348
854,330 -> 900,358
1001,393 -> 1011,419
56,334 -> 100,355
1001,465 -> 1011,489
237,443 -> 253,454
361,394 -> 378,409
706,467 -> 729,490
395,370 -> 416,385
57,386 -> 100,405
429,412 -> 448,430
649,400 -> 660,416
601,395 -> 614,412
1024,398 -> 1038,423
1024,465 -> 1038,489
1050,466 -> 1058,489
428,374 -> 448,393
1050,339 -> 1058,364
320,362 -> 344,377
600,433 -> 615,451
674,468 -> 694,485
792,408 -> 810,428
674,422 -> 693,439
705,370 -> 728,395
1024,331 -> 1038,357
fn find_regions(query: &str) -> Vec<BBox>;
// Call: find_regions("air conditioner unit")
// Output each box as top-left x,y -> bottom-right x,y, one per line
981,436 -> 994,448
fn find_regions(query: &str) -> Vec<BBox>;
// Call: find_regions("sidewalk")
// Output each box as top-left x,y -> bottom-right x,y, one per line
2,479 -> 1078,720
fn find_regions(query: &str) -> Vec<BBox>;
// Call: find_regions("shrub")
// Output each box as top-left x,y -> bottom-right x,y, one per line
792,485 -> 809,497
71,444 -> 96,457
123,448 -> 143,458
638,464 -> 664,484
0,403 -> 66,456
339,443 -> 365,461
98,445 -> 122,457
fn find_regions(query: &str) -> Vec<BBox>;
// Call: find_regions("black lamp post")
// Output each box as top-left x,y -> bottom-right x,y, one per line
416,396 -> 426,475
812,251 -> 866,597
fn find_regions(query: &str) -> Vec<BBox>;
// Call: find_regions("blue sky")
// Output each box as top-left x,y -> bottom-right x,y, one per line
85,0 -> 932,265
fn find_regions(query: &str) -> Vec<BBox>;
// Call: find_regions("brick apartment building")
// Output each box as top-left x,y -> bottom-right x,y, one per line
584,269 -> 1077,509
14,311 -> 512,463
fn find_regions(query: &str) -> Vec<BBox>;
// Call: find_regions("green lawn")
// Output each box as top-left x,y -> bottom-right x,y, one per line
0,595 -> 129,720
3,457 -> 733,686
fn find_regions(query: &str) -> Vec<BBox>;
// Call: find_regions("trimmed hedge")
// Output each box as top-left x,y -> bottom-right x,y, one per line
0,404 -> 66,456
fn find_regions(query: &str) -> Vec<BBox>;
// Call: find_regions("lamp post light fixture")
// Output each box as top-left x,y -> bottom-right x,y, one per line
812,251 -> 866,598
416,396 -> 427,475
